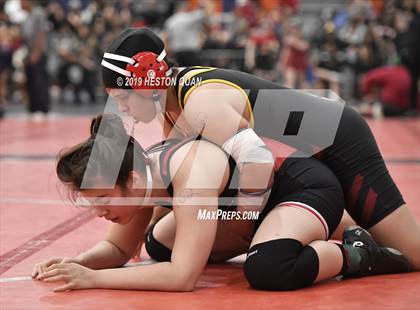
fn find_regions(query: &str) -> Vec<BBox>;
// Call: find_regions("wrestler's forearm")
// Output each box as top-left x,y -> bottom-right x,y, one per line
93,262 -> 194,291
75,240 -> 130,270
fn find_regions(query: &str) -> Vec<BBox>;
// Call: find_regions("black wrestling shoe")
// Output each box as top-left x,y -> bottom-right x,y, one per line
343,226 -> 377,248
342,226 -> 413,277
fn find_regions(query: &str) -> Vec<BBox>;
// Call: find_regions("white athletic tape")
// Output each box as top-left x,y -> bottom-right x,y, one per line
0,276 -> 32,283
221,128 -> 274,164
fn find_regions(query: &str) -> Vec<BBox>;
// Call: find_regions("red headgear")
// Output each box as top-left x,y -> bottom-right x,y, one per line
101,49 -> 173,92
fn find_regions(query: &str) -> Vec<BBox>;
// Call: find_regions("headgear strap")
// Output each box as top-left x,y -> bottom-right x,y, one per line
101,49 -> 172,78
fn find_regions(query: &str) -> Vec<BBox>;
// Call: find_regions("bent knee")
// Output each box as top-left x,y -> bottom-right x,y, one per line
244,239 -> 319,291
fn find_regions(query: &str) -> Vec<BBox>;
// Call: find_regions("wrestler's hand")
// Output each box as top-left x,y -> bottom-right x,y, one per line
32,257 -> 81,279
36,262 -> 96,292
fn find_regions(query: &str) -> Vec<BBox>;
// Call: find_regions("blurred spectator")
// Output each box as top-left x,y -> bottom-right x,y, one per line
46,1 -> 66,31
20,0 -> 50,118
359,65 -> 411,117
132,0 -> 169,28
394,9 -> 414,70
408,1 -> 420,111
244,11 -> 280,81
337,2 -> 370,46
0,2 -> 19,118
164,1 -> 206,66
351,30 -> 382,99
393,4 -> 420,111
282,17 -> 309,88
57,42 -> 97,104
313,33 -> 346,95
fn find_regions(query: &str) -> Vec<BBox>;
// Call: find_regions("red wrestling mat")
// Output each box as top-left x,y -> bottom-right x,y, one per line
1,116 -> 419,309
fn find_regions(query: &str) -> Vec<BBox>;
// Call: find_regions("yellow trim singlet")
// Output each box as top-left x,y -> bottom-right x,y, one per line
164,67 -> 255,133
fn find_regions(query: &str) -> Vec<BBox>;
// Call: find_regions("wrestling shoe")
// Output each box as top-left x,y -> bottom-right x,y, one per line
342,226 -> 413,277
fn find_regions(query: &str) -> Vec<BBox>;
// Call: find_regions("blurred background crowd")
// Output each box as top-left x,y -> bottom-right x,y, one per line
0,0 -> 419,120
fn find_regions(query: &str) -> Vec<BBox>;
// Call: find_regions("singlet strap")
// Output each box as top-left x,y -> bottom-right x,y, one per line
146,139 -> 180,155
163,112 -> 189,137
159,137 -> 198,197
175,67 -> 255,128
175,66 -> 216,110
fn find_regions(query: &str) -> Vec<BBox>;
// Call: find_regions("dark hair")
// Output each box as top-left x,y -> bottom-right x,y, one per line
56,114 -> 147,200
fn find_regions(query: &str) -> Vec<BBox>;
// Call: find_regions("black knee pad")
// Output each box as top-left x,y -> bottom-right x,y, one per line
244,239 -> 319,291
144,225 -> 172,262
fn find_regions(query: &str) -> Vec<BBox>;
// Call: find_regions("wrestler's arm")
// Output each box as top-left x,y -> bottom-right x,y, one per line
182,83 -> 274,194
32,207 -> 153,278
90,141 -> 226,291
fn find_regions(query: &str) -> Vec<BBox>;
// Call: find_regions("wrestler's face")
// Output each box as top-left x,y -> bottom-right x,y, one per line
78,172 -> 150,225
80,187 -> 139,225
108,89 -> 164,123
